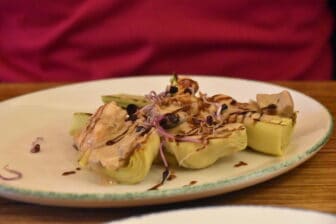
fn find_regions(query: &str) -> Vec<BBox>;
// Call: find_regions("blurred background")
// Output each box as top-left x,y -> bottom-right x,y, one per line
329,0 -> 336,79
0,0 -> 335,82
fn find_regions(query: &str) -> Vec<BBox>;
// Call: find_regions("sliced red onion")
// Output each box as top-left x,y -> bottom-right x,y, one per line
0,165 -> 22,181
215,103 -> 222,118
141,104 -> 155,114
145,91 -> 157,103
156,126 -> 175,141
145,91 -> 165,104
159,141 -> 169,168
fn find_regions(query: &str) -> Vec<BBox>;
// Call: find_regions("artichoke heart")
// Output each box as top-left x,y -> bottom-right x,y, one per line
73,101 -> 160,184
79,126 -> 160,184
244,115 -> 294,156
97,130 -> 160,184
164,123 -> 248,169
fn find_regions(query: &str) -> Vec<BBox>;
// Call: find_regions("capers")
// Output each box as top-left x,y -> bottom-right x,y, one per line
126,104 -> 138,115
221,104 -> 228,113
169,86 -> 178,94
160,113 -> 180,129
206,115 -> 213,125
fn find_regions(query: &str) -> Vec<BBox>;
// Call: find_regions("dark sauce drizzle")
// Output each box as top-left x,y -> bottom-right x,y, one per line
62,171 -> 76,176
234,161 -> 248,167
183,180 -> 197,187
167,174 -> 176,181
31,144 -> 40,153
147,168 -> 171,191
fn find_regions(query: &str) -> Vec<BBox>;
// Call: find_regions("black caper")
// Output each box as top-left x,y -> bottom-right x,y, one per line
159,118 -> 167,127
160,113 -> 180,129
221,104 -> 228,113
126,104 -> 138,115
167,113 -> 179,124
169,86 -> 178,94
206,115 -> 213,125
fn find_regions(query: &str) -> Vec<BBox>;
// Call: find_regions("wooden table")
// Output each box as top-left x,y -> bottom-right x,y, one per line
0,81 -> 335,223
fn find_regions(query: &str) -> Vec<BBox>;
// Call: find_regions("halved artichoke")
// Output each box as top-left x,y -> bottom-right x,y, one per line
244,115 -> 294,156
72,101 -> 160,184
164,123 -> 248,169
89,130 -> 160,184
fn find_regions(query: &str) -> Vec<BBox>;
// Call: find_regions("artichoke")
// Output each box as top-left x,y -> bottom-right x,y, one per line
73,101 -> 160,184
164,123 -> 247,169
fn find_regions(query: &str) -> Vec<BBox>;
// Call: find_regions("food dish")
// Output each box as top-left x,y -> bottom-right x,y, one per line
0,76 -> 333,207
108,206 -> 336,224
71,75 -> 296,184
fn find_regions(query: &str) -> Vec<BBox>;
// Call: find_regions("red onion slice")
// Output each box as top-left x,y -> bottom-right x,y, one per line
159,141 -> 169,168
0,165 -> 22,181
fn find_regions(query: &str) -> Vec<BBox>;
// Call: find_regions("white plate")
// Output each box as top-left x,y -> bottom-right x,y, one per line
109,206 -> 336,224
0,76 -> 333,207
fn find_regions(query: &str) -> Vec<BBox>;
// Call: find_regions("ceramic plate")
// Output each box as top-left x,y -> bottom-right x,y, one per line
0,76 -> 333,207
109,206 -> 336,223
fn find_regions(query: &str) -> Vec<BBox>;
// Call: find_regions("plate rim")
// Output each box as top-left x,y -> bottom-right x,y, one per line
0,75 -> 333,205
109,205 -> 336,223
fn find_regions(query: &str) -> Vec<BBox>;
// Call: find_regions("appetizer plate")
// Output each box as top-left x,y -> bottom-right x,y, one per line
109,206 -> 336,223
0,76 -> 333,207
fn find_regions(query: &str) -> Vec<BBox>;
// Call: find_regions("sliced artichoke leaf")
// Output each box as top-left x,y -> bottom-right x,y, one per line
101,94 -> 149,108
164,123 -> 247,169
69,112 -> 92,137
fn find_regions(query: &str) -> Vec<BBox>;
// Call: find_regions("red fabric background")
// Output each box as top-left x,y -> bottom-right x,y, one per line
0,0 -> 333,81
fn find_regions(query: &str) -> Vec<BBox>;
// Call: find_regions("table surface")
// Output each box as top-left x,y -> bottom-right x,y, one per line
0,81 -> 335,223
